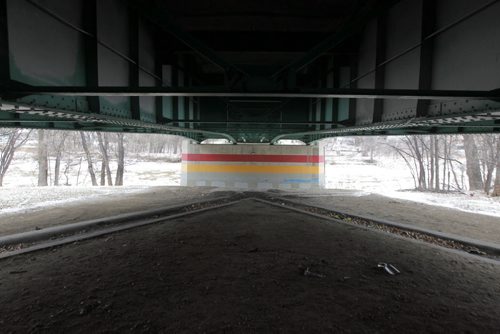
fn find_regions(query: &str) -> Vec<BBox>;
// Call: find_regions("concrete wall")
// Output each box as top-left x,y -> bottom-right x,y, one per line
181,144 -> 325,190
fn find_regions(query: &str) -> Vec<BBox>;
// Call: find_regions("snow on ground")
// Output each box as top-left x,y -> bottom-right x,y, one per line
325,153 -> 500,218
0,152 -> 182,215
1,146 -> 499,219
120,160 -> 180,186
2,153 -> 181,187
0,186 -> 151,215
325,159 -> 414,192
382,190 -> 500,218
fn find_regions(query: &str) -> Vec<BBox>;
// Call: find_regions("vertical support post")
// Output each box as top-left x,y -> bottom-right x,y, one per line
83,0 -> 100,113
0,0 -> 10,84
286,71 -> 296,90
0,0 -> 18,125
177,55 -> 185,128
315,61 -> 323,131
185,54 -> 194,129
416,0 -> 436,117
320,58 -> 327,130
171,59 -> 178,125
308,98 -> 313,130
162,63 -> 174,121
325,57 -> 334,129
154,34 -> 164,124
348,57 -> 357,125
373,14 -> 386,123
332,57 -> 340,123
129,9 -> 140,120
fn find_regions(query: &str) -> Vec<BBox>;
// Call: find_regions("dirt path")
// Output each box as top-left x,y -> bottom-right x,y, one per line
2,187 -> 499,248
0,187 -> 227,236
0,199 -> 499,333
277,190 -> 500,245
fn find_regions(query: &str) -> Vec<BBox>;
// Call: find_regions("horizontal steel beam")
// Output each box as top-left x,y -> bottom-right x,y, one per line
3,86 -> 500,100
166,120 -> 343,125
270,111 -> 500,143
176,16 -> 344,32
0,101 -> 238,143
0,119 -> 342,126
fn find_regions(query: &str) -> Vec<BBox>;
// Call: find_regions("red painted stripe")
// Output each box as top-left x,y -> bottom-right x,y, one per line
182,153 -> 324,163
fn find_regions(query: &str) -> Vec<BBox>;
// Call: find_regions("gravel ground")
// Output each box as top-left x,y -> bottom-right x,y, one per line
0,199 -> 498,333
1,187 -> 499,249
275,190 -> 500,245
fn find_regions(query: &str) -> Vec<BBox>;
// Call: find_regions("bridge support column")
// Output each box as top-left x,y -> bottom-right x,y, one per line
181,143 -> 325,190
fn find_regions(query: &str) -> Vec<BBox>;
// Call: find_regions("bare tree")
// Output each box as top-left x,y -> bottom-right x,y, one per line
434,137 -> 440,190
386,142 -> 418,189
80,131 -> 98,186
115,133 -> 125,186
75,156 -> 83,186
407,137 -> 427,190
387,135 -> 463,192
37,130 -> 48,186
491,139 -> 500,197
51,132 -> 68,186
476,134 -> 498,194
96,132 -> 113,186
463,135 -> 484,191
0,129 -> 31,186
355,137 -> 376,163
125,133 -> 185,162
103,134 -> 113,186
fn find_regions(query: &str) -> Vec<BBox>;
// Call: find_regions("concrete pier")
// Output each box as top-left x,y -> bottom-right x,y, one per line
181,143 -> 325,189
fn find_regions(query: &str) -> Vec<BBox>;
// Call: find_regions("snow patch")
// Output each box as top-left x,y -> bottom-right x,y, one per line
0,186 -> 150,215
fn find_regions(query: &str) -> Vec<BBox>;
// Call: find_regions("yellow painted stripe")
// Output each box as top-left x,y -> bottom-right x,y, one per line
183,164 -> 319,174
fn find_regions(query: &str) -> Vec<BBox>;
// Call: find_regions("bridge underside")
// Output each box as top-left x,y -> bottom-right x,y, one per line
0,0 -> 499,143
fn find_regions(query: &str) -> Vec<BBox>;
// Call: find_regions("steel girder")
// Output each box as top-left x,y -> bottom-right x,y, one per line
2,86 -> 500,100
1,0 -> 500,144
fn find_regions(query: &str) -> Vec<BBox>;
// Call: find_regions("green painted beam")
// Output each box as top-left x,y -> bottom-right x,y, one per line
3,86 -> 500,100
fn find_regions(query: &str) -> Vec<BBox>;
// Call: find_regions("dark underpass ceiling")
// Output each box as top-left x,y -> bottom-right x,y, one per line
0,0 -> 499,143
